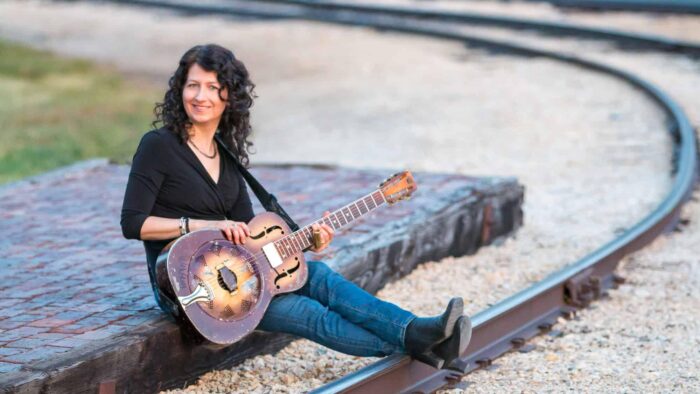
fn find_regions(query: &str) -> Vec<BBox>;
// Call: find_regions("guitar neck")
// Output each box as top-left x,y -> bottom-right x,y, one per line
273,189 -> 387,255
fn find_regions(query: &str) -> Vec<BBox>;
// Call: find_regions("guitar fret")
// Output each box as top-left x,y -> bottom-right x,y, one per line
349,204 -> 360,219
372,191 -> 384,205
358,200 -> 368,215
330,214 -> 341,229
335,211 -> 347,226
278,239 -> 286,256
303,229 -> 312,249
301,227 -> 311,248
342,207 -> 353,222
365,195 -> 376,210
297,233 -> 305,251
322,217 -> 334,230
275,241 -> 287,259
302,230 -> 311,249
291,235 -> 302,252
285,237 -> 296,255
299,234 -> 308,250
352,205 -> 360,219
283,238 -> 293,255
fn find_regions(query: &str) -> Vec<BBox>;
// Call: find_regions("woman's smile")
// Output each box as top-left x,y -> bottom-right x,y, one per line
191,103 -> 211,112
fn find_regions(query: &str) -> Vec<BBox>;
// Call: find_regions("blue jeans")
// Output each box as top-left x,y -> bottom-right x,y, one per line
258,261 -> 416,357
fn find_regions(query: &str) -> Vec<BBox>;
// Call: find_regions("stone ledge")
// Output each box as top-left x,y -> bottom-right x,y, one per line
0,161 -> 523,394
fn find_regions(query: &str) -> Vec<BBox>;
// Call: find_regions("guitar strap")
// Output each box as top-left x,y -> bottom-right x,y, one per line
215,134 -> 300,231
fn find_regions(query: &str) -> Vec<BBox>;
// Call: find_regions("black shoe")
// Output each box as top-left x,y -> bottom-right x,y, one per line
404,297 -> 464,369
433,315 -> 472,373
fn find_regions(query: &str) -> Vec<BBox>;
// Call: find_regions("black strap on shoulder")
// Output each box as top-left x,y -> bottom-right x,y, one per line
215,135 -> 300,231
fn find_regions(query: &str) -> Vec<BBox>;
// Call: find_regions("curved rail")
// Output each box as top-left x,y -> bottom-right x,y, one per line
247,0 -> 700,55
531,0 -> 700,14
313,51 -> 697,393
102,0 -> 699,392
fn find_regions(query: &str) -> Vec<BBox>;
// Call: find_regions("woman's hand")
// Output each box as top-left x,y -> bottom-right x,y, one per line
191,219 -> 250,244
310,211 -> 334,253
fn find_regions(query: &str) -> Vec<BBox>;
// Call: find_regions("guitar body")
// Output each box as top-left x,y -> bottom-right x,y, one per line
155,212 -> 307,344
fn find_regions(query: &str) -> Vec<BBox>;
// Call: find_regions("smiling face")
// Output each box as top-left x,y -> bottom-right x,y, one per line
182,63 -> 228,129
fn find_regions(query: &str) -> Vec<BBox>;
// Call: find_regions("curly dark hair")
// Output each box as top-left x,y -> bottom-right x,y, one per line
153,44 -> 256,166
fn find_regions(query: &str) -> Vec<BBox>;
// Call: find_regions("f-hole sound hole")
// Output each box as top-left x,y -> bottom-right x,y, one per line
218,267 -> 238,293
274,257 -> 300,289
250,225 -> 285,240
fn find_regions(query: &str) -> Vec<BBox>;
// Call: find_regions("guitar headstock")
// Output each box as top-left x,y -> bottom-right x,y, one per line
379,171 -> 417,205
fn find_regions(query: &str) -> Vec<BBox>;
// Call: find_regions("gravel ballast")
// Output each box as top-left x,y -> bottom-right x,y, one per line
452,201 -> 700,393
0,1 -> 694,392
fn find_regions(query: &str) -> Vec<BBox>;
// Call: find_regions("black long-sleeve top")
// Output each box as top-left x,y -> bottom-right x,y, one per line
121,128 -> 255,315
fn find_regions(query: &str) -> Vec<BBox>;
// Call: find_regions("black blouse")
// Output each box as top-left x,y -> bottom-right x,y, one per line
120,128 -> 255,315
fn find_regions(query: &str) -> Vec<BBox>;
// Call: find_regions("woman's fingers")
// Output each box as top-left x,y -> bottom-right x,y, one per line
233,222 -> 243,245
232,225 -> 241,244
236,226 -> 247,245
223,227 -> 234,242
321,223 -> 334,236
225,221 -> 248,245
321,225 -> 334,244
217,221 -> 244,244
239,222 -> 250,238
309,221 -> 333,252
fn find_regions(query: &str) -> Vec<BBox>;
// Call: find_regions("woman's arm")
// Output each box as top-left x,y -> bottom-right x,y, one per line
121,132 -> 166,240
140,216 -> 250,244
138,216 -> 183,241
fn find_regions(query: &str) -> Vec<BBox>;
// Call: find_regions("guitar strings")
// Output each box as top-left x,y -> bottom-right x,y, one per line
198,190 -> 388,286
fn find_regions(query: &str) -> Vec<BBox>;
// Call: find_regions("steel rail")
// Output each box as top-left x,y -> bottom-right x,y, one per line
95,0 -> 699,392
531,0 -> 700,14
245,0 -> 700,55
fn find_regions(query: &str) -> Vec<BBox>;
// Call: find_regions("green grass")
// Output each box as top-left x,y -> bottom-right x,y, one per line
0,39 -> 160,184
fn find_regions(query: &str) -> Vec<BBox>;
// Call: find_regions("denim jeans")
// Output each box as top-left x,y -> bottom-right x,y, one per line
258,261 -> 416,357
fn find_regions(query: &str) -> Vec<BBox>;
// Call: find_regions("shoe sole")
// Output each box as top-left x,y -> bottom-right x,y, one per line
444,315 -> 473,373
439,297 -> 464,342
411,297 -> 464,370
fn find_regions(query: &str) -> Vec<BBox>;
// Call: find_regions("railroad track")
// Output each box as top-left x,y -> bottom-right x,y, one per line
95,0 -> 699,391
524,0 -> 700,15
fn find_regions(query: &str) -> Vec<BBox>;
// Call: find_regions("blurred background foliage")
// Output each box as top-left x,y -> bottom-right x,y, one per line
0,39 -> 159,184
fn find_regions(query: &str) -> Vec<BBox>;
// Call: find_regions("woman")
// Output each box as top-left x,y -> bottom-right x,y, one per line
121,44 -> 471,370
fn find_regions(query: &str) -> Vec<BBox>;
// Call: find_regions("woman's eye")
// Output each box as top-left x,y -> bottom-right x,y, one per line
210,86 -> 220,91
187,83 -> 197,88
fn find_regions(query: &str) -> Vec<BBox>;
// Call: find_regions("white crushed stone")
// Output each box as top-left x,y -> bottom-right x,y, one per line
447,201 -> 700,393
0,1 -> 693,392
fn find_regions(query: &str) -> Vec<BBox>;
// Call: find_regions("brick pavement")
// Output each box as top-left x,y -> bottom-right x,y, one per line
0,160 -> 523,393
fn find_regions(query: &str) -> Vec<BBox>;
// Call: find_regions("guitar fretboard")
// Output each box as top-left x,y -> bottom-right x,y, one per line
273,190 -> 386,259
